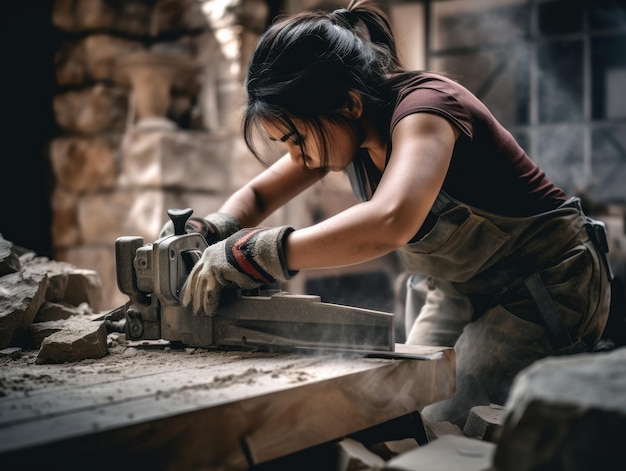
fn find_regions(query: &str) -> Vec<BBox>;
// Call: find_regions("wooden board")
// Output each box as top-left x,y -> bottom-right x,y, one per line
0,344 -> 454,470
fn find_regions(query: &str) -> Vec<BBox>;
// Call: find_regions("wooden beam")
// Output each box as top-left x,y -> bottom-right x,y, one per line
0,345 -> 454,470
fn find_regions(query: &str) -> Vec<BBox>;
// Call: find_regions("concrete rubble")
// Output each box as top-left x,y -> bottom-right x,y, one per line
2,232 -> 625,470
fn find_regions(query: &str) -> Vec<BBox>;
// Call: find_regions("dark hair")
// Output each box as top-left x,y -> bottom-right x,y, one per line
243,0 -> 404,170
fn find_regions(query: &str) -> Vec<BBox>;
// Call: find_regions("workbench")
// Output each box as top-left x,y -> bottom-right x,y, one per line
0,343 -> 454,470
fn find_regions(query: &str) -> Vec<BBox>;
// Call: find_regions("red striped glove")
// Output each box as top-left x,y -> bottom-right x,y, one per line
181,226 -> 297,316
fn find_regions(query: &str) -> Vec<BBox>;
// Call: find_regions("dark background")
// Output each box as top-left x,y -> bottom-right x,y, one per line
1,2 -> 58,258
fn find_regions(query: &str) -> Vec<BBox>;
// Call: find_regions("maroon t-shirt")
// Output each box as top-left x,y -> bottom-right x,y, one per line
386,72 -> 567,217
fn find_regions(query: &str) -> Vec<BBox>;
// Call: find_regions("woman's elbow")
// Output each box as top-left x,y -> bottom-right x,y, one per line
377,207 -> 422,249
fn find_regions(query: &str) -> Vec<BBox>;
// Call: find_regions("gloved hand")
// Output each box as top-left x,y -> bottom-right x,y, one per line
159,212 -> 240,245
181,226 -> 297,316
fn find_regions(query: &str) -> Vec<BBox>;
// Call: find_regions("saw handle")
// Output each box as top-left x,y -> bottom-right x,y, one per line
168,208 -> 194,235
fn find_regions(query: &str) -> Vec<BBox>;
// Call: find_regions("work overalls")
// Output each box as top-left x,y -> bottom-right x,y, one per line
397,191 -> 611,427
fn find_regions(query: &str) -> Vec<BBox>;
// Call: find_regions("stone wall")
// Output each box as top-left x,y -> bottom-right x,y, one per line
49,0 -> 272,310
47,0 -> 398,315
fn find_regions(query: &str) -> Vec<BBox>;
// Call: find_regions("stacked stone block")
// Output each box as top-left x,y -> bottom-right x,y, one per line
48,0 -> 268,310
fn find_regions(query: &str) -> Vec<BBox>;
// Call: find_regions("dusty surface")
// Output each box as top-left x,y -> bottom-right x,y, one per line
0,334 -> 457,470
0,334 -> 321,400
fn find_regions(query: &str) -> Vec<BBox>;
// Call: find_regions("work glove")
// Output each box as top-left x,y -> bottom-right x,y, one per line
181,226 -> 297,316
159,212 -> 240,245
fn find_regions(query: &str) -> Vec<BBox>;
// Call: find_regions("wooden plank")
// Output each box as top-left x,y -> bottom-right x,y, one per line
0,345 -> 454,470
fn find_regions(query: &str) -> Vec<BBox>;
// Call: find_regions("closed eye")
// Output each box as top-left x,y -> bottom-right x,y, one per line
270,131 -> 304,147
279,131 -> 295,142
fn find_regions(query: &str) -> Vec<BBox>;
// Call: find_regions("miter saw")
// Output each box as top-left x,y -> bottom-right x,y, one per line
108,208 -> 395,353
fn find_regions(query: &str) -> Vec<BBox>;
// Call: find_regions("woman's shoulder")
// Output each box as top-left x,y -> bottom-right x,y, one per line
392,71 -> 467,97
390,71 -> 474,138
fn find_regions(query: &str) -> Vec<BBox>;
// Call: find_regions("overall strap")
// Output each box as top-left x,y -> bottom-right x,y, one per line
430,191 -> 457,214
524,273 -> 573,348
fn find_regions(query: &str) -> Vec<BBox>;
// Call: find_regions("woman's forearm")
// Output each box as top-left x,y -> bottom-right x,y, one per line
217,186 -> 272,227
216,155 -> 324,228
285,200 -> 416,270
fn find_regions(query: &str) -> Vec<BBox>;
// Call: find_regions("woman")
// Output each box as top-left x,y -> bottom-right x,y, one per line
174,0 -> 611,428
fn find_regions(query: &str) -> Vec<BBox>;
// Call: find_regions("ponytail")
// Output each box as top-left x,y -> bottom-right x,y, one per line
344,0 -> 403,72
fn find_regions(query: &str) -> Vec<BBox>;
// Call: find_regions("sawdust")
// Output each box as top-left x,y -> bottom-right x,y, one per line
0,333 -> 318,399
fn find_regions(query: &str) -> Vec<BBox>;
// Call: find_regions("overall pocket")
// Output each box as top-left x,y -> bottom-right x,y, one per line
399,205 -> 510,282
498,240 -> 609,351
535,240 -> 609,347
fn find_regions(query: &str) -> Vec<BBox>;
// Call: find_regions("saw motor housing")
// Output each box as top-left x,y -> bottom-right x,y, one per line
116,228 -> 208,345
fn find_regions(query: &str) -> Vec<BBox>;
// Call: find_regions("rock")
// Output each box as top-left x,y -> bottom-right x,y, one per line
423,419 -> 463,441
118,130 -> 231,192
30,310 -> 101,350
0,265 -> 48,349
0,347 -> 22,359
20,256 -> 102,308
53,84 -> 128,134
384,435 -> 495,471
385,438 -> 420,455
36,320 -> 108,364
30,319 -> 69,349
52,0 -> 151,36
151,0 -> 208,35
0,234 -> 20,276
49,136 -> 119,193
463,404 -> 505,442
493,348 -> 626,471
336,438 -> 386,470
55,35 -> 144,86
34,301 -> 91,322
1,232 -> 112,363
64,269 -> 103,308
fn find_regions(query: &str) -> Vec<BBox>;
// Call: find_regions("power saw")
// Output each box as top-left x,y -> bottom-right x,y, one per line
108,208 -> 396,354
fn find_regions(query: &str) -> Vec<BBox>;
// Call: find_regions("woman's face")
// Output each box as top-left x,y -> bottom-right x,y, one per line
263,118 -> 360,171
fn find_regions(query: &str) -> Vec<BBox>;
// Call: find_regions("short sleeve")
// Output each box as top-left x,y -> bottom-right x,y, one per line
391,87 -> 473,140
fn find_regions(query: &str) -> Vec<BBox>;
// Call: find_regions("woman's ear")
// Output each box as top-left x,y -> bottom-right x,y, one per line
347,90 -> 363,119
